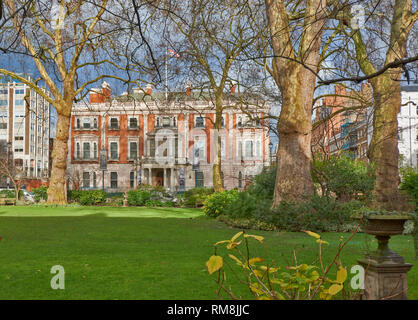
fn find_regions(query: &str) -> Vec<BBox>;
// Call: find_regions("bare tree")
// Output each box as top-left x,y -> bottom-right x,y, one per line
0,141 -> 24,201
335,0 -> 417,210
0,1 -> 153,203
141,0 -> 266,192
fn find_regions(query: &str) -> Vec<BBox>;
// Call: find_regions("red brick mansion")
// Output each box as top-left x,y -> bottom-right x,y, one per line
67,83 -> 271,192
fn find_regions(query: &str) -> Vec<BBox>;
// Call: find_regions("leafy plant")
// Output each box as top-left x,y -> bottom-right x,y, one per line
184,187 -> 214,207
206,230 -> 361,300
32,185 -> 48,202
400,167 -> 418,208
311,153 -> 376,201
203,189 -> 239,218
79,190 -> 107,205
127,189 -> 151,206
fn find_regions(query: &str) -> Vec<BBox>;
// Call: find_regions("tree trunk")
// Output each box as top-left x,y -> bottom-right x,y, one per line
47,112 -> 71,204
213,104 -> 224,192
368,74 -> 403,210
271,67 -> 315,207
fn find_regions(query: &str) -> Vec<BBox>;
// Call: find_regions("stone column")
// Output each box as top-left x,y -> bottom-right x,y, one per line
163,168 -> 167,188
170,168 -> 175,191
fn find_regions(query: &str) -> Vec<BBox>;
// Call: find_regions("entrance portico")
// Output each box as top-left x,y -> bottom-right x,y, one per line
143,167 -> 177,191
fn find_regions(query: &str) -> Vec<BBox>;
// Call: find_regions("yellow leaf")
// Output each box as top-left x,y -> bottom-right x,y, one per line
248,257 -> 264,265
303,230 -> 321,239
244,234 -> 264,243
206,255 -> 223,275
253,269 -> 264,278
336,266 -> 347,284
214,240 -> 230,246
249,283 -> 264,295
231,231 -> 243,242
226,241 -> 241,250
316,239 -> 329,245
228,254 -> 243,267
260,266 -> 279,273
320,291 -> 332,300
327,284 -> 343,296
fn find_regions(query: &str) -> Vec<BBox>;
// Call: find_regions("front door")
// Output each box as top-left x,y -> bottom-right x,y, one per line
155,170 -> 164,187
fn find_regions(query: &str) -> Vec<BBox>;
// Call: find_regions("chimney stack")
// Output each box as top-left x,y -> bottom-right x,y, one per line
145,83 -> 153,95
90,82 -> 111,103
185,80 -> 192,96
230,80 -> 237,94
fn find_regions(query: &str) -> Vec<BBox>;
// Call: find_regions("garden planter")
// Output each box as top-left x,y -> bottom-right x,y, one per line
353,211 -> 414,300
359,214 -> 411,264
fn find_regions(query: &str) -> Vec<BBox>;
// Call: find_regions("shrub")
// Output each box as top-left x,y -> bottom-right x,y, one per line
127,189 -> 151,206
33,186 -> 48,202
226,167 -> 276,220
79,190 -> 107,206
0,189 -> 23,199
184,187 -> 214,207
203,189 -> 239,218
68,190 -> 107,205
311,153 -> 376,201
400,167 -> 418,208
271,196 -> 363,232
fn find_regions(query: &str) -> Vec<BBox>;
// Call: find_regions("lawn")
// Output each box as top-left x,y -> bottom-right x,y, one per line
0,205 -> 416,300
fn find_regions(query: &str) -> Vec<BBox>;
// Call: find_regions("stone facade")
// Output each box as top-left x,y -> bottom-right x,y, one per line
67,83 -> 271,192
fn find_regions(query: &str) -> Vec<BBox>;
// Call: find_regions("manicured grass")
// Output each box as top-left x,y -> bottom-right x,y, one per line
0,205 -> 416,299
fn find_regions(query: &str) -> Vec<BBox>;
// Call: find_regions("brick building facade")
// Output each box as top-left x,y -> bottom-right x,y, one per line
67,83 -> 271,192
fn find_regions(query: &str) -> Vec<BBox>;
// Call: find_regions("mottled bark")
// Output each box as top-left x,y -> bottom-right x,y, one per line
351,0 -> 416,210
266,0 -> 326,207
213,97 -> 224,192
367,74 -> 403,210
272,66 -> 315,207
47,111 -> 70,204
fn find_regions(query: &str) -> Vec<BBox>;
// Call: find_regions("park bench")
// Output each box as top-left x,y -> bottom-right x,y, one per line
0,194 -> 16,206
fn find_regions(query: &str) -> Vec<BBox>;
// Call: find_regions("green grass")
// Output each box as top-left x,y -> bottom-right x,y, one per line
0,205 -> 416,300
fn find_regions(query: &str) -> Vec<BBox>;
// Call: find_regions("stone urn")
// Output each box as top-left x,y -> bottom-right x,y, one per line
353,210 -> 414,300
123,192 -> 128,207
359,213 -> 412,264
